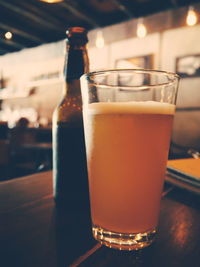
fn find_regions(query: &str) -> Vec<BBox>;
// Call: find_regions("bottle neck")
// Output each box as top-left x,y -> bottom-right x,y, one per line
64,44 -> 89,84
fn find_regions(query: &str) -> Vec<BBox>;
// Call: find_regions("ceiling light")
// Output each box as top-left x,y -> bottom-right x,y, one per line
136,18 -> 147,38
186,6 -> 198,26
39,0 -> 64,3
5,31 -> 12,40
95,30 -> 105,49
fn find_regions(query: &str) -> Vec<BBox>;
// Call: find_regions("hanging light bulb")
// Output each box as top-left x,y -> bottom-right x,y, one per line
136,18 -> 147,38
95,30 -> 105,49
39,0 -> 64,3
186,6 -> 198,26
5,31 -> 12,40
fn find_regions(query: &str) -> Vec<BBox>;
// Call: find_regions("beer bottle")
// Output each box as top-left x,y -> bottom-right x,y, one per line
52,27 -> 90,211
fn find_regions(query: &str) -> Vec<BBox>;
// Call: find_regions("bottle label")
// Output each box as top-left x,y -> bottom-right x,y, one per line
53,122 -> 89,210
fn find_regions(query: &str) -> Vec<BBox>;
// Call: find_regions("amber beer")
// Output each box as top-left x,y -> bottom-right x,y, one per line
84,101 -> 175,241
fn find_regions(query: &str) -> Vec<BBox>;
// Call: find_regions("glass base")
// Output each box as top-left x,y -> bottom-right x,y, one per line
92,225 -> 156,251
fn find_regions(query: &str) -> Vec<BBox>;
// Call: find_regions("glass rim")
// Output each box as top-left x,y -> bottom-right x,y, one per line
82,68 -> 180,90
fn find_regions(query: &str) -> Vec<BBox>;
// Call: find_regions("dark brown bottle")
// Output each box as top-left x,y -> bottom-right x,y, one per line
52,27 -> 90,211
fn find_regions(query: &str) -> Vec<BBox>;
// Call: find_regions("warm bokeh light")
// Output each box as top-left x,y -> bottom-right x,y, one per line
39,0 -> 64,3
136,19 -> 147,38
95,31 -> 105,49
186,7 -> 198,26
5,31 -> 12,40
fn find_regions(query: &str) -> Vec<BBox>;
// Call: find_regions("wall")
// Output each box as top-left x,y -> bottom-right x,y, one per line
0,6 -> 200,149
0,41 -> 65,126
160,25 -> 200,149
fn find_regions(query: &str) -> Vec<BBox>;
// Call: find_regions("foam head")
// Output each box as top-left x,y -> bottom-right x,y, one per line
85,101 -> 175,115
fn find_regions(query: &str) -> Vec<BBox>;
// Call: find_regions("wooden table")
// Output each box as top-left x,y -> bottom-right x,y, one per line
1,171 -> 200,267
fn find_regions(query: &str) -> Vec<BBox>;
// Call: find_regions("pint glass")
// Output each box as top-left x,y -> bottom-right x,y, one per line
81,69 -> 179,250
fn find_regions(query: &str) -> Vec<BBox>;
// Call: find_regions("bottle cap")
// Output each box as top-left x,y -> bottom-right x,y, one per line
66,27 -> 88,45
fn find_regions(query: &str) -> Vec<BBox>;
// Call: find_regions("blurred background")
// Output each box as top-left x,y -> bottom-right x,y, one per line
0,0 -> 200,180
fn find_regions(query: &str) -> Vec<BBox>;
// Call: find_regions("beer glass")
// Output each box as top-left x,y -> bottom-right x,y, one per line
81,69 -> 179,250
